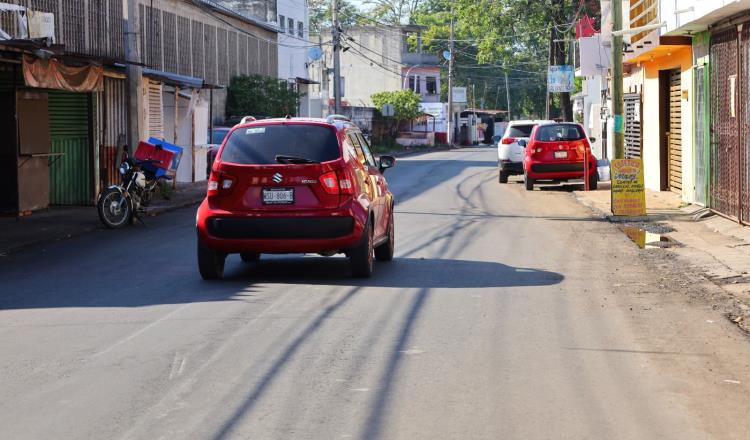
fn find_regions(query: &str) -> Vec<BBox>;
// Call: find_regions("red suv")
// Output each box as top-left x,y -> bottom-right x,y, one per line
196,116 -> 396,279
521,122 -> 598,191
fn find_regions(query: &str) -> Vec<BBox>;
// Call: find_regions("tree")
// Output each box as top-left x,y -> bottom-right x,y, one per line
364,0 -> 422,25
410,0 -> 599,119
371,90 -> 422,137
309,0 -> 362,33
226,75 -> 302,118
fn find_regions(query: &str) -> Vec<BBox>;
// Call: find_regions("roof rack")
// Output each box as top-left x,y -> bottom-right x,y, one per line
326,114 -> 351,124
240,116 -> 257,124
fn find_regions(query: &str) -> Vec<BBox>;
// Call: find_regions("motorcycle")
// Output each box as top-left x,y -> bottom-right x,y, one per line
97,148 -> 172,228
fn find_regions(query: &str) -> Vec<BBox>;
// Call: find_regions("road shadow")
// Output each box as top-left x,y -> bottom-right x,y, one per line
225,256 -> 563,289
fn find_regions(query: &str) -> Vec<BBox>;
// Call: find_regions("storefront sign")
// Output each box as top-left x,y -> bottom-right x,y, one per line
547,65 -> 575,93
611,158 -> 646,216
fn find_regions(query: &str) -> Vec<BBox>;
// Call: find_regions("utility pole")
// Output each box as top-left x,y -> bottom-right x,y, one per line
332,0 -> 342,114
504,70 -> 511,120
447,16 -> 454,145
125,0 -> 142,150
612,0 -> 624,158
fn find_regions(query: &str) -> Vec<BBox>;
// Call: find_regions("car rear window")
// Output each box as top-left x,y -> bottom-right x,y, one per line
220,124 -> 340,164
210,129 -> 230,145
507,125 -> 535,138
535,124 -> 585,142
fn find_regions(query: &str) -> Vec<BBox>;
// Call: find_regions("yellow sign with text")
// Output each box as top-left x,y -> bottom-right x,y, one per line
611,159 -> 646,216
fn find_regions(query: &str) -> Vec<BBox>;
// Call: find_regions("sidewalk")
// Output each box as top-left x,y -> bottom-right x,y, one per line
0,181 -> 206,256
573,183 -> 750,330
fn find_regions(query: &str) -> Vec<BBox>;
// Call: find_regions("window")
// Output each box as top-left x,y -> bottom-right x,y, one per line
535,124 -> 585,142
279,15 -> 285,32
408,75 -> 420,93
356,133 -> 376,167
507,124 -> 535,138
426,76 -> 437,94
288,18 -> 294,35
339,77 -> 345,97
220,125 -> 341,164
298,22 -> 304,38
348,133 -> 375,167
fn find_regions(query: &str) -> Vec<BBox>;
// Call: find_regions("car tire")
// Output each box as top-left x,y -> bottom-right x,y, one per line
524,172 -> 534,191
588,170 -> 598,190
350,220 -> 374,278
198,242 -> 226,280
375,211 -> 394,262
240,252 -> 260,263
498,169 -> 509,184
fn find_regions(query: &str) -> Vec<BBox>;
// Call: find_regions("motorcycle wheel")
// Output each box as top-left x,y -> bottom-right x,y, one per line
97,188 -> 132,229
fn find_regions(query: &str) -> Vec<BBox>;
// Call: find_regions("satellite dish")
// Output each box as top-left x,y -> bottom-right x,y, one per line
443,50 -> 451,61
308,47 -> 322,61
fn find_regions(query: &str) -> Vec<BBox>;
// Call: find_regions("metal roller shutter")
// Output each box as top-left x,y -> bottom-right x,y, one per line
668,69 -> 682,192
49,90 -> 92,205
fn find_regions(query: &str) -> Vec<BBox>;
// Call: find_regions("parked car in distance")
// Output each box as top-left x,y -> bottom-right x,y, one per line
196,115 -> 396,279
521,122 -> 598,191
498,120 -> 553,183
207,127 -> 231,175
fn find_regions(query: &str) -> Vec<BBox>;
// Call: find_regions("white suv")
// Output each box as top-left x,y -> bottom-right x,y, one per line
498,120 -> 553,183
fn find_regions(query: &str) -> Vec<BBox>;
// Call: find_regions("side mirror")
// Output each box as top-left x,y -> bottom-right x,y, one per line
378,155 -> 396,173
517,139 -> 527,147
589,137 -> 597,143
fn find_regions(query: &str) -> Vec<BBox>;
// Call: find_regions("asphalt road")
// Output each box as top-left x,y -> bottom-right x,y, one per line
2,148 -> 750,440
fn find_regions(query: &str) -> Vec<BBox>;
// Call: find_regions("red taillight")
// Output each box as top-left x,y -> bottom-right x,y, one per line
319,170 -> 355,195
501,137 -> 516,145
319,171 -> 340,195
207,171 -> 235,196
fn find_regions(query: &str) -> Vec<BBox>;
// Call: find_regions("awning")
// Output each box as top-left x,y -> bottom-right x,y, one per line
295,76 -> 319,85
143,68 -> 204,89
22,54 -> 103,92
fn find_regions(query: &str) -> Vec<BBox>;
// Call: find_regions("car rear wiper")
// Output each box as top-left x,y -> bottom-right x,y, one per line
275,154 -> 320,164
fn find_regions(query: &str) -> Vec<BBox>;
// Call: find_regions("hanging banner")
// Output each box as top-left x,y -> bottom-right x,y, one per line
611,158 -> 646,216
23,55 -> 103,92
547,65 -> 575,93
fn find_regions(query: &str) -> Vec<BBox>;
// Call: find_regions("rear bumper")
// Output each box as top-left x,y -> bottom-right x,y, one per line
196,198 -> 366,254
525,159 -> 597,180
499,160 -> 523,174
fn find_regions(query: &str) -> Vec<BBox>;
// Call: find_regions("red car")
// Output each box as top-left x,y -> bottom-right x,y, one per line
196,115 -> 396,279
521,122 -> 598,191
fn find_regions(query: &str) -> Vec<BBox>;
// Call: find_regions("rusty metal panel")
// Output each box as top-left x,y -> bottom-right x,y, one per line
99,77 -> 127,187
191,20 -> 204,79
163,11 -> 177,73
217,27 -> 228,85
741,25 -> 750,223
178,16 -> 191,77
204,24 -> 217,85
228,30 -> 238,80
710,26 -> 741,220
239,34 -> 248,75
141,5 -> 162,70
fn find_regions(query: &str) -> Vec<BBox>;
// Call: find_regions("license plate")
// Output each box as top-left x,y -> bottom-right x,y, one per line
554,151 -> 568,159
262,188 -> 294,204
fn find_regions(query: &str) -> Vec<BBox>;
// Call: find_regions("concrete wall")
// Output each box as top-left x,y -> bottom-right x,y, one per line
626,46 -> 693,198
321,28 -> 405,107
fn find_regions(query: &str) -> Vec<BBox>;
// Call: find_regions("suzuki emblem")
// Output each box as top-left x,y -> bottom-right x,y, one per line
272,173 -> 283,183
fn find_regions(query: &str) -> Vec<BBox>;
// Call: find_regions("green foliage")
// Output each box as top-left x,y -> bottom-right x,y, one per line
309,0 -> 362,32
371,90 -> 422,122
410,0 -> 600,119
226,75 -> 302,118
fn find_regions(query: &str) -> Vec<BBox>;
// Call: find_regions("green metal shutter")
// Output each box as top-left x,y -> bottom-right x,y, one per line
48,91 -> 92,205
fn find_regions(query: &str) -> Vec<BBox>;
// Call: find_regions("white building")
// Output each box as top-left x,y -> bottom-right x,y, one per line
276,0 -> 314,116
